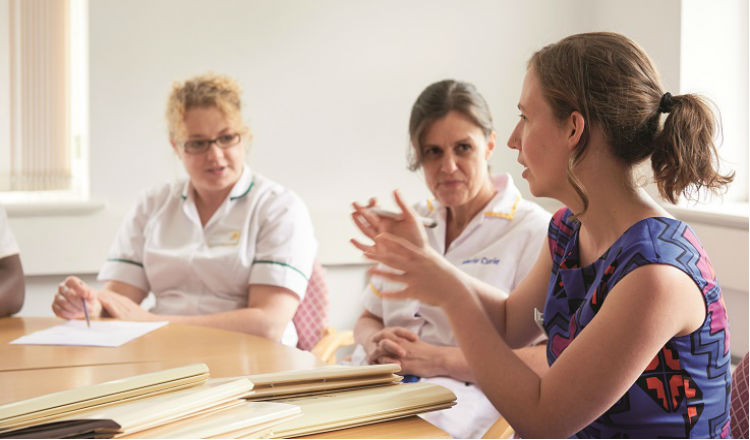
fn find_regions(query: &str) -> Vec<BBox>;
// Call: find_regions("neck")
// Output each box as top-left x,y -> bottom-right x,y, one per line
193,185 -> 234,226
565,140 -> 670,264
445,178 -> 497,244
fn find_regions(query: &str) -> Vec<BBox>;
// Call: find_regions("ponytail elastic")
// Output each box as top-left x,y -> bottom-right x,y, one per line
658,92 -> 674,114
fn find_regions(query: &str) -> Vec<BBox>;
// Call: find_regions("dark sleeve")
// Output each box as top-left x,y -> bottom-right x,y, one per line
0,254 -> 25,316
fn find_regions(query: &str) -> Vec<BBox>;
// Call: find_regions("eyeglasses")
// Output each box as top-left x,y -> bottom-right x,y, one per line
182,133 -> 242,155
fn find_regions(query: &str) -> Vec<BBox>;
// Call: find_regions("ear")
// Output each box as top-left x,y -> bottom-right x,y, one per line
566,111 -> 585,151
485,130 -> 497,159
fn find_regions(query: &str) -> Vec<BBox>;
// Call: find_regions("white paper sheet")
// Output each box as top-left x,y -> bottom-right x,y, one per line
10,320 -> 169,347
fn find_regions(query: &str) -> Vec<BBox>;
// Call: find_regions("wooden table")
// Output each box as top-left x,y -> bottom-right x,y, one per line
0,317 -> 449,439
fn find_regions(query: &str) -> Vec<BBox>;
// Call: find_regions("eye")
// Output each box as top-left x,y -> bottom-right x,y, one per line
518,113 -> 527,121
422,146 -> 442,158
457,142 -> 472,152
185,140 -> 208,151
218,134 -> 237,145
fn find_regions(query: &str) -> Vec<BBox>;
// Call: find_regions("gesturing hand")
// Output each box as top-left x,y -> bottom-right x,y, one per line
350,190 -> 427,250
354,232 -> 472,309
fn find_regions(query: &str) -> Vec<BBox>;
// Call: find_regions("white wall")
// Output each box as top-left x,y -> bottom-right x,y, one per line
10,0 -> 748,359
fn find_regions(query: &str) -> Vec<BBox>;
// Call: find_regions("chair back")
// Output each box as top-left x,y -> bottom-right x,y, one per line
293,261 -> 330,351
731,352 -> 749,439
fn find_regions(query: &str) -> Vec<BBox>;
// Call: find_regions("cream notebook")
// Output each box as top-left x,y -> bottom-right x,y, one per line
238,363 -> 402,399
0,363 -> 209,433
266,381 -> 457,438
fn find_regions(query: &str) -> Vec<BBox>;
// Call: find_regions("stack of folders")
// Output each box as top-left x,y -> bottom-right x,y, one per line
239,364 -> 458,438
0,364 -> 299,439
0,363 -> 457,439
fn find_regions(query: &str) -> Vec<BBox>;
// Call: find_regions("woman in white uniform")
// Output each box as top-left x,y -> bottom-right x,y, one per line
349,79 -> 550,438
51,73 -> 316,346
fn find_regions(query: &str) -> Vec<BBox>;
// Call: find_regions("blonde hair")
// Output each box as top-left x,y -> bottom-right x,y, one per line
165,72 -> 248,142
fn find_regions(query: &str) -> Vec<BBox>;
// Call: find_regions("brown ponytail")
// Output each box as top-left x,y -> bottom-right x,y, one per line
652,94 -> 734,203
529,32 -> 734,213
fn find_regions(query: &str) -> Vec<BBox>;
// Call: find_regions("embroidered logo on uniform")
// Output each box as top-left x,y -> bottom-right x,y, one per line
461,257 -> 500,265
208,230 -> 242,247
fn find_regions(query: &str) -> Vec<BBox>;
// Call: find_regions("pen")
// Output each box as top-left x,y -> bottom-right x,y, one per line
369,207 -> 438,229
82,298 -> 91,328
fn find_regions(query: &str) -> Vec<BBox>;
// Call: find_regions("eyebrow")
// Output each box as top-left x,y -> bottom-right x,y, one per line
517,103 -> 525,111
187,127 -> 232,138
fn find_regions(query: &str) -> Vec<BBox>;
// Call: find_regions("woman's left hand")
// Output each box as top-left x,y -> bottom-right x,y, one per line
350,190 -> 427,249
99,290 -> 158,321
355,232 -> 471,308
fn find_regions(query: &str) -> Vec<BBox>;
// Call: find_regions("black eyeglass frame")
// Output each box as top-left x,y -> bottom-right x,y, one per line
182,133 -> 242,155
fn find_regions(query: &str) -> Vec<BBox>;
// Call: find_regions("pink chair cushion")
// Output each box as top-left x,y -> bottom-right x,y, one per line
731,352 -> 749,439
293,261 -> 330,351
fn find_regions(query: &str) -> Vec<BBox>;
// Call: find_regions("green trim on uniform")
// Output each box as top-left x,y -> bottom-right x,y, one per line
107,258 -> 144,268
252,259 -> 308,281
230,180 -> 255,201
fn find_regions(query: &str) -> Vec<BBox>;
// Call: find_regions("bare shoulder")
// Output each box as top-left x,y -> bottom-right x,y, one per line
608,263 -> 706,336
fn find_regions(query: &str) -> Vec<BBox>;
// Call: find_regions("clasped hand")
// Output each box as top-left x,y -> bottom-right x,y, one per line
364,326 -> 441,377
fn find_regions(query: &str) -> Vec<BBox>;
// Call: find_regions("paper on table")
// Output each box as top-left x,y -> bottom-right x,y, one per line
9,320 -> 169,347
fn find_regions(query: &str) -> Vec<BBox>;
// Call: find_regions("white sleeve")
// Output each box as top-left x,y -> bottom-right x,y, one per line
0,207 -> 19,259
248,190 -> 317,300
361,272 -> 385,318
96,187 -> 165,291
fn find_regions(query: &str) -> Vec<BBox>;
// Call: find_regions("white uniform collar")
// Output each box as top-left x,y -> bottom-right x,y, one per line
425,173 -> 522,222
180,166 -> 255,202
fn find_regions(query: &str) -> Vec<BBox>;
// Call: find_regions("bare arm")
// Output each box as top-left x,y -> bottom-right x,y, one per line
427,265 -> 702,437
360,233 -> 704,437
0,254 -> 24,316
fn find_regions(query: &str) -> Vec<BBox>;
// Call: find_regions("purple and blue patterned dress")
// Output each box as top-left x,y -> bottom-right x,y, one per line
544,208 -> 731,438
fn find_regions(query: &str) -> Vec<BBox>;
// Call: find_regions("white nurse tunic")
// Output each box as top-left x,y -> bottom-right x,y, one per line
98,166 -> 317,346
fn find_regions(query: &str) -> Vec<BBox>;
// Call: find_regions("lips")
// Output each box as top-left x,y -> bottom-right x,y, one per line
206,166 -> 227,175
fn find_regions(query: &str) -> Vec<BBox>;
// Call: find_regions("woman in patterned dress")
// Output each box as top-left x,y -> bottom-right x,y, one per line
351,32 -> 733,438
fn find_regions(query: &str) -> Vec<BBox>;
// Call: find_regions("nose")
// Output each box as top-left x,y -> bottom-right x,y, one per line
507,122 -> 521,151
440,150 -> 458,173
204,141 -> 224,159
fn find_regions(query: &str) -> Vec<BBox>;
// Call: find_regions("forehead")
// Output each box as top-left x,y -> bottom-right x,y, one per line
519,68 -> 543,109
423,111 -> 484,144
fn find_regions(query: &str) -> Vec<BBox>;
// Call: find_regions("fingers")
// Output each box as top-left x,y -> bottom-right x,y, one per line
380,338 -> 407,358
392,327 -> 419,342
392,190 -> 418,221
63,276 -> 96,301
98,291 -> 130,318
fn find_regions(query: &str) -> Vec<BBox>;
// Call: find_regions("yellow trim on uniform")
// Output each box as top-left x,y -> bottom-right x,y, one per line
368,282 -> 383,297
426,199 -> 434,213
484,195 -> 521,221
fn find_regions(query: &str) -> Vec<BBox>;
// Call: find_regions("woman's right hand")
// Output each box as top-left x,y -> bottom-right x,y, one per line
351,190 -> 427,249
52,276 -> 103,320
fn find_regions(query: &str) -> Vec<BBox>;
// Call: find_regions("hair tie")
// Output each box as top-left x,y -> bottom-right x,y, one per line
659,92 -> 674,113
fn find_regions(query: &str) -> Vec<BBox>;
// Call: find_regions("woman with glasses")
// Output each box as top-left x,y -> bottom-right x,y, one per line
51,73 -> 316,346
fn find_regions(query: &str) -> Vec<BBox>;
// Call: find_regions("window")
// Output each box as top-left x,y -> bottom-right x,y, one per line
0,0 -> 88,204
680,0 -> 748,207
